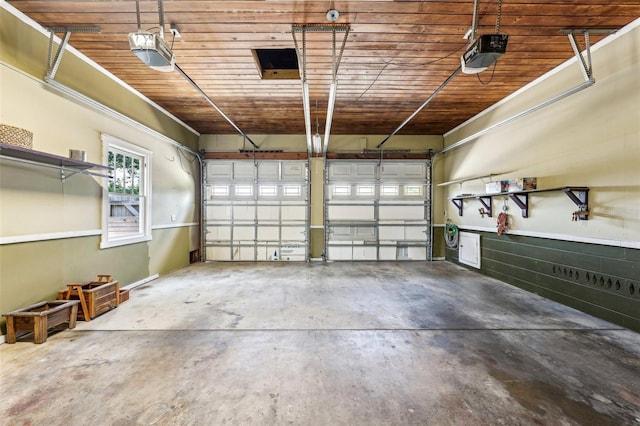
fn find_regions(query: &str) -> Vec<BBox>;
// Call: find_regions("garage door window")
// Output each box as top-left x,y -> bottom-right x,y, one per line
235,185 -> 253,197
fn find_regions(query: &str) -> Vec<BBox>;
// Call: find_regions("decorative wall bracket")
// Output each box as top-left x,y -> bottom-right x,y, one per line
478,196 -> 492,217
563,187 -> 589,220
451,186 -> 589,220
508,193 -> 529,218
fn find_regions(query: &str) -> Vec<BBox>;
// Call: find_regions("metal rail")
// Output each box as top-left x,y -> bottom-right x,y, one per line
377,66 -> 462,149
175,64 -> 259,149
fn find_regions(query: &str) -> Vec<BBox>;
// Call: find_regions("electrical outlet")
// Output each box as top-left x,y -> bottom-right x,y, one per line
169,24 -> 182,38
171,214 -> 176,222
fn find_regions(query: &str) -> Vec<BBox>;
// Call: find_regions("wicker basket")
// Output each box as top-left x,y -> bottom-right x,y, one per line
0,124 -> 33,149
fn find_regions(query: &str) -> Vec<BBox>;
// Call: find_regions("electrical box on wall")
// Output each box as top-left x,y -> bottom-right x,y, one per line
459,232 -> 481,269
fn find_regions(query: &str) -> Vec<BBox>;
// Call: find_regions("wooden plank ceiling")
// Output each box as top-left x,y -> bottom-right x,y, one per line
8,1 -> 640,137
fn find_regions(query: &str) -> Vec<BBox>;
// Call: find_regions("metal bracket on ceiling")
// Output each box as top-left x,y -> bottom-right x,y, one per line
291,23 -> 351,156
45,26 -> 100,80
568,31 -> 594,82
562,29 -> 616,82
291,24 -> 351,33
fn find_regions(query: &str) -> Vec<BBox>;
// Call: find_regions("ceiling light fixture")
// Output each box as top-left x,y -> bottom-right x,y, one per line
302,82 -> 312,155
313,100 -> 323,153
323,82 -> 337,153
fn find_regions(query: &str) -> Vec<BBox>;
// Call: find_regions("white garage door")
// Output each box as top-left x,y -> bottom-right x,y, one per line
325,160 -> 431,261
204,160 -> 309,261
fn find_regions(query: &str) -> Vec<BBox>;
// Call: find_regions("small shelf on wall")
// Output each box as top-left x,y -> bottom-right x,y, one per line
0,142 -> 110,181
450,186 -> 589,220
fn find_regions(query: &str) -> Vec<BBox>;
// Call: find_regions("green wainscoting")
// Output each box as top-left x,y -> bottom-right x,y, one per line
446,231 -> 640,332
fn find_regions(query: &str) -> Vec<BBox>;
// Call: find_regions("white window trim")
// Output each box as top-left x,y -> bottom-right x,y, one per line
100,134 -> 152,249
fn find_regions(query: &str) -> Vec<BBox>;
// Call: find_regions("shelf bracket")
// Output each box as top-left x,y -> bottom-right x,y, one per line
509,193 -> 529,218
478,196 -> 492,217
451,198 -> 463,216
563,187 -> 589,220
60,167 -> 81,182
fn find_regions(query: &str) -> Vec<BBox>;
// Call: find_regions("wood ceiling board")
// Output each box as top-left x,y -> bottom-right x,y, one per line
7,0 -> 638,136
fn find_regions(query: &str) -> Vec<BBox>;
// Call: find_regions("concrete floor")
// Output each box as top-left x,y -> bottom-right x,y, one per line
1,261 -> 639,426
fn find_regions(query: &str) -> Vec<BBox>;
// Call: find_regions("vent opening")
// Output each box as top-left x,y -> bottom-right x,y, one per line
252,48 -> 300,80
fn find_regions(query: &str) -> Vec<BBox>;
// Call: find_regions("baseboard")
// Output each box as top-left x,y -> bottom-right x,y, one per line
121,273 -> 160,291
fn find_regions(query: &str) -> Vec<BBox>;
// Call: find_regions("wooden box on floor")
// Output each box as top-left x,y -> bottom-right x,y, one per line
57,280 -> 120,321
2,300 -> 80,344
119,288 -> 130,303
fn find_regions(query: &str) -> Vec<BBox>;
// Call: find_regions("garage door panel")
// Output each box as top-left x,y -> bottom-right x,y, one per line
379,205 -> 424,220
234,162 -> 255,179
408,246 -> 427,260
379,246 -> 397,260
206,246 -> 231,261
233,226 -> 255,241
257,245 -> 280,261
353,246 -> 377,260
379,226 -> 404,240
258,162 -> 279,179
207,226 -> 231,241
257,226 -> 279,241
282,205 -> 306,220
281,226 -> 306,241
328,205 -> 374,221
282,163 -> 305,180
206,205 -> 231,221
257,205 -> 280,221
205,159 -> 308,261
206,162 -> 233,181
233,205 -> 255,221
232,246 -> 255,261
327,246 -> 352,260
280,244 -> 306,261
406,226 -> 428,241
354,226 -> 376,241
326,160 -> 431,261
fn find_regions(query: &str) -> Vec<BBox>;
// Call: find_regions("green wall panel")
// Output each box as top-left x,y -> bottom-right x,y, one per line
149,227 -> 191,276
446,231 -> 640,332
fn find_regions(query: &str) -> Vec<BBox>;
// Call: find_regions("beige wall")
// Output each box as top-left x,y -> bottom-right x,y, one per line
0,9 -> 200,333
438,19 -> 640,247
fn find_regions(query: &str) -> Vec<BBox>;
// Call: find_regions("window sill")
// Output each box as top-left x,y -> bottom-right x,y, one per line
100,235 -> 151,249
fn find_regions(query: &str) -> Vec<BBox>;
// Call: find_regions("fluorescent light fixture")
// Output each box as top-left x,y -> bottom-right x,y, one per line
128,31 -> 175,72
302,82 -> 312,155
323,81 -> 337,153
313,132 -> 322,153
